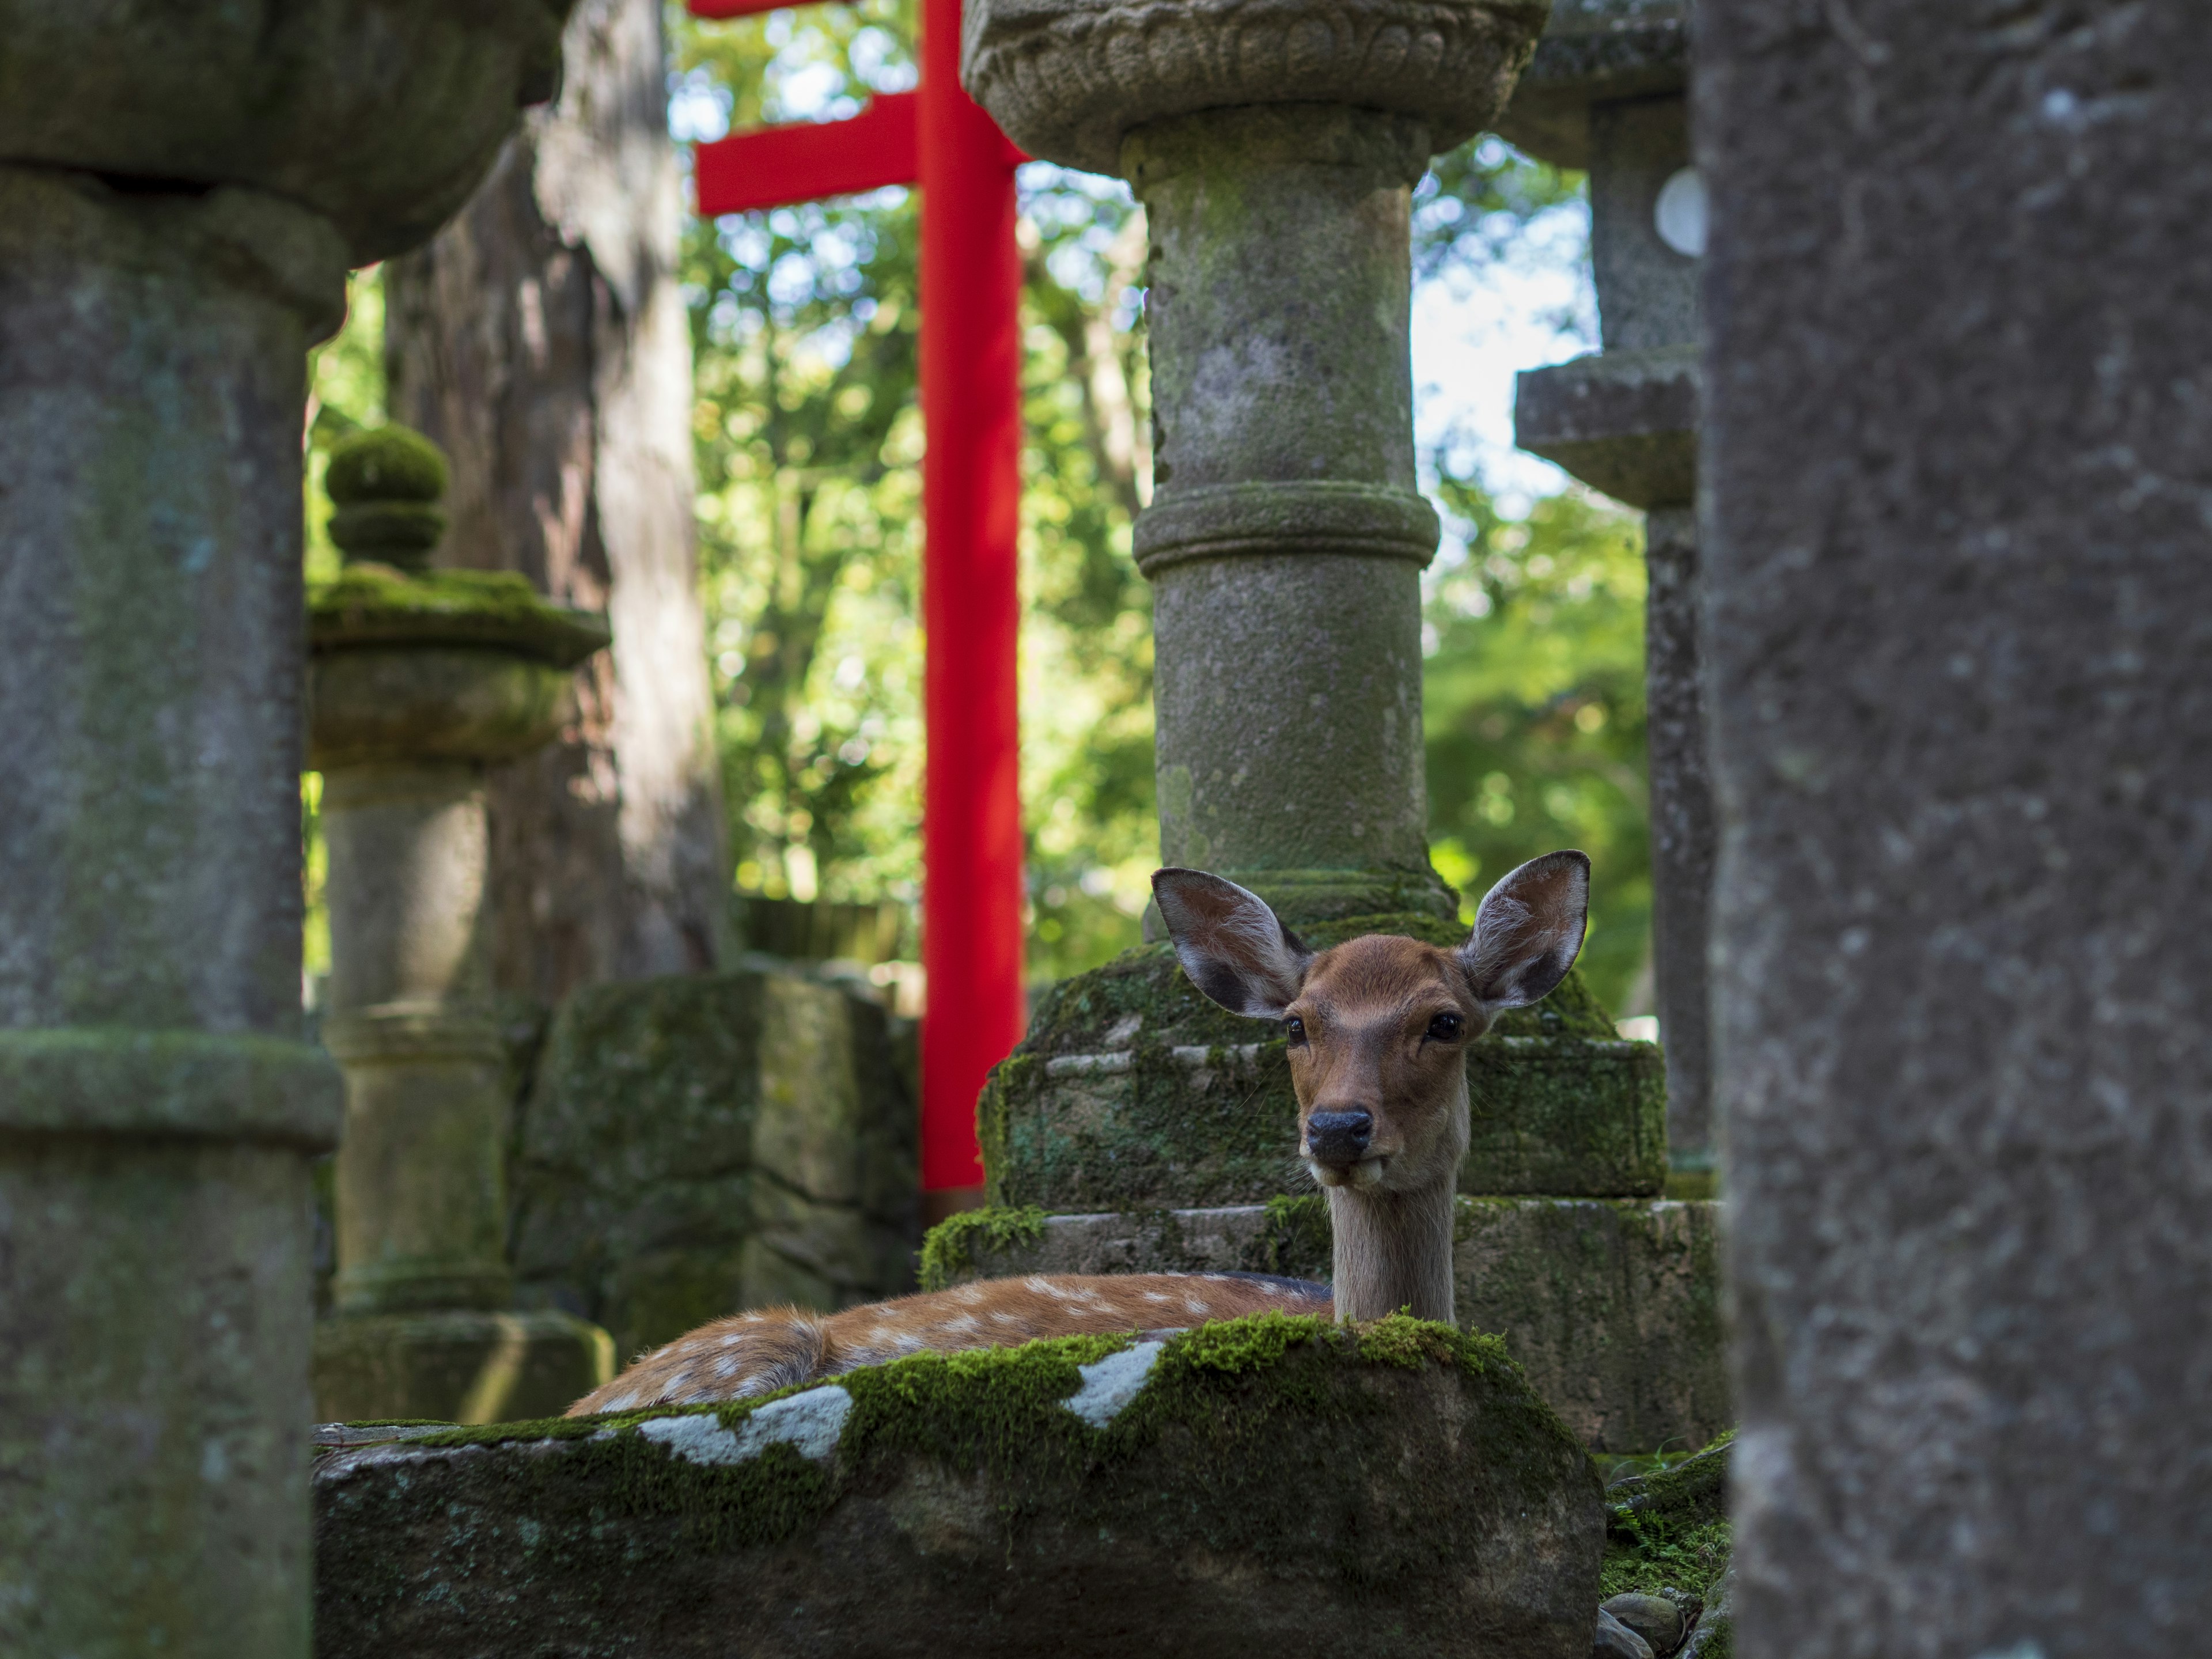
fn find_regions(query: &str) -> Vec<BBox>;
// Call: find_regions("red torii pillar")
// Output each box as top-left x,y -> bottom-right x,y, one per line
690,0 -> 1025,1212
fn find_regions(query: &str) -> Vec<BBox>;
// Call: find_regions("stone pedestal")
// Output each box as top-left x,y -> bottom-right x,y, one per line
1502,1 -> 1718,1187
308,429 -> 613,1422
0,9 -> 566,1653
1702,3 -> 2212,1654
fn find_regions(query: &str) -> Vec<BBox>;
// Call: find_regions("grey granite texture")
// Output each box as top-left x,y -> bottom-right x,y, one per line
1700,1 -> 2212,1653
1589,93 -> 1697,354
963,0 -> 1547,177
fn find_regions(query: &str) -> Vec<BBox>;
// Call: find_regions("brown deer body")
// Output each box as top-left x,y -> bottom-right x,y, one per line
566,852 -> 1588,1415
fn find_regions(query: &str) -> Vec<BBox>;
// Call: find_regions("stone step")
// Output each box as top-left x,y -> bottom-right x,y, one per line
929,1197 -> 1729,1456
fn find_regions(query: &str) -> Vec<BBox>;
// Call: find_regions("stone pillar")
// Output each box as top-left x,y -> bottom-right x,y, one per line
1700,2 -> 2212,1654
1501,0 -> 1718,1187
305,428 -> 614,1423
967,0 -> 1550,927
0,9 -> 568,1654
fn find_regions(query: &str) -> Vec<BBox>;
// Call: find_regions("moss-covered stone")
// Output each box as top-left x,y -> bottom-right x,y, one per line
308,563 -> 611,669
509,968 -> 918,1359
931,1195 -> 1728,1454
325,425 -> 450,570
313,1315 -> 1603,1657
1600,1431 -> 1733,1612
980,914 -> 1665,1210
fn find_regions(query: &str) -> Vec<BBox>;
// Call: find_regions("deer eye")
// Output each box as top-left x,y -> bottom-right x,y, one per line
1425,1011 -> 1465,1043
1283,1016 -> 1307,1046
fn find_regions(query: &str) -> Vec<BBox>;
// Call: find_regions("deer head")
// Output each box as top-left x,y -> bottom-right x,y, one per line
1152,852 -> 1591,1321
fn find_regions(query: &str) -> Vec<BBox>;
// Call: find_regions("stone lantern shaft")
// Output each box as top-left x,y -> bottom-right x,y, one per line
965,0 -> 1548,928
0,8 -> 570,1653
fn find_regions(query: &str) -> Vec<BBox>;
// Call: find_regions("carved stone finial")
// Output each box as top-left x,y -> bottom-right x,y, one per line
961,0 -> 1549,176
325,424 -> 451,571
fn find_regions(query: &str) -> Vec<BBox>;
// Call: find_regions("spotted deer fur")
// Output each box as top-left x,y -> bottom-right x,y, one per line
566,852 -> 1589,1415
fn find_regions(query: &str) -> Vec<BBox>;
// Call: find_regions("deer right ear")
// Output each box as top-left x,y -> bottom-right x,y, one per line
1458,850 -> 1590,1013
1152,869 -> 1312,1020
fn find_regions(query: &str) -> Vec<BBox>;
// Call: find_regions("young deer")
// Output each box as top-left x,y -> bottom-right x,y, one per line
565,851 -> 1588,1414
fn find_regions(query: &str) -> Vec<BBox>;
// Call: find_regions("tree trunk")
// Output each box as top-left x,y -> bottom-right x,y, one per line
384,0 -> 728,999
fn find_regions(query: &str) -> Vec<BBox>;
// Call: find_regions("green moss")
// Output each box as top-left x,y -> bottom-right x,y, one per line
1599,1430 -> 1734,1600
308,563 -> 611,669
326,425 -> 449,505
917,1205 -> 1047,1292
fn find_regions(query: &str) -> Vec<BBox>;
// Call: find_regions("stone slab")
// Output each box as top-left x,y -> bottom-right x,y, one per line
984,920 -> 1666,1211
1700,2 -> 2212,1653
312,1317 -> 1603,1658
935,1198 -> 1728,1455
509,968 -> 918,1357
1514,345 -> 1698,510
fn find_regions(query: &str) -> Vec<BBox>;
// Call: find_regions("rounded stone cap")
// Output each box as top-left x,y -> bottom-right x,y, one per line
327,425 -> 452,570
961,0 -> 1549,177
0,0 -> 572,264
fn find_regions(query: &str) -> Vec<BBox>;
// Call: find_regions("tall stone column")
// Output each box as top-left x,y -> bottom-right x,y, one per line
0,7 -> 568,1655
1501,0 -> 1718,1187
968,0 -> 1549,927
1701,2 -> 2212,1654
304,427 -> 615,1422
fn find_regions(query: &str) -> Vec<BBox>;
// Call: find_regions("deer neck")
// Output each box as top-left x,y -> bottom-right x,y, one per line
1325,1172 -> 1458,1324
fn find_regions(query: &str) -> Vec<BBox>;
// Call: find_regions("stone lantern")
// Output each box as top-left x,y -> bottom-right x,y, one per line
0,5 -> 571,1653
948,0 -> 1725,1456
1499,0 -> 1715,1189
306,426 -> 615,1422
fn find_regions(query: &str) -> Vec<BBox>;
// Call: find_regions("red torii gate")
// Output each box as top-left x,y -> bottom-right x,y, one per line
689,0 -> 1026,1210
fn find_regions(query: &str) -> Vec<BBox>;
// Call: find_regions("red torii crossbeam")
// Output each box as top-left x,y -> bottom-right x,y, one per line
691,0 -> 1026,1207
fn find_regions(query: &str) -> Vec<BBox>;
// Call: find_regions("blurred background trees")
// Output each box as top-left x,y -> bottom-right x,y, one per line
309,0 -> 1652,1017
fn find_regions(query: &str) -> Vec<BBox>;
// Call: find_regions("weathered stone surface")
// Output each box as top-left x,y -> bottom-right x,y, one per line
0,162 -> 352,1659
937,1196 -> 1728,1454
511,968 -> 918,1357
1516,347 -> 1698,512
313,1309 -> 613,1424
313,1316 -> 1604,1658
1641,505 -> 1714,1179
1700,3 -> 2212,1652
0,0 -> 571,263
983,917 -> 1664,1210
963,0 -> 1548,177
1491,0 -> 1688,168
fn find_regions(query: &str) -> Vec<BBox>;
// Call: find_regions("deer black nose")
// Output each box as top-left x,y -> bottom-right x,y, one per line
1306,1109 -> 1373,1165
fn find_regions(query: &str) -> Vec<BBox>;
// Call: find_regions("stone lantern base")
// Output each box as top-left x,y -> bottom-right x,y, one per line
313,1309 -> 613,1425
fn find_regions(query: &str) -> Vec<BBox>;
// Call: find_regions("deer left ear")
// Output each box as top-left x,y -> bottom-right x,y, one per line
1152,869 -> 1312,1019
1458,850 -> 1590,1013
